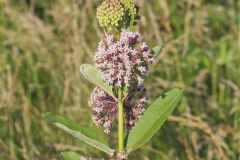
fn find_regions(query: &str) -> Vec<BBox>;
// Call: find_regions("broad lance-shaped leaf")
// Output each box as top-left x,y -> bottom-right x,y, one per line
125,89 -> 183,152
152,45 -> 163,59
43,113 -> 113,155
61,152 -> 84,160
80,64 -> 115,99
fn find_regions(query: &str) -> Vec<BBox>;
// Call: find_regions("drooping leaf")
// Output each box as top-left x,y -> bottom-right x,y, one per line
61,152 -> 84,160
43,113 -> 113,155
125,89 -> 183,153
152,45 -> 163,59
80,64 -> 115,99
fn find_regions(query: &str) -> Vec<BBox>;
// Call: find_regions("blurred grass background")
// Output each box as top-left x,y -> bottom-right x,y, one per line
0,0 -> 239,159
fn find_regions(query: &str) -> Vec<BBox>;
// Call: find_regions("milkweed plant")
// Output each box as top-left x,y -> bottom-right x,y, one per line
43,0 -> 183,159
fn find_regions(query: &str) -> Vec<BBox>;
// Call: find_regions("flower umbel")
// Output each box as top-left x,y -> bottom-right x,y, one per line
116,152 -> 128,160
120,0 -> 137,16
94,29 -> 153,88
124,85 -> 147,129
96,0 -> 124,28
88,87 -> 117,134
88,85 -> 147,133
110,151 -> 128,160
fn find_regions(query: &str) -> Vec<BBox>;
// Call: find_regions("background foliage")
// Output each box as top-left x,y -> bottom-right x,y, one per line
0,0 -> 239,159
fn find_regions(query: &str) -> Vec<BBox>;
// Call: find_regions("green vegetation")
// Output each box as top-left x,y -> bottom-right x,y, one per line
0,0 -> 239,159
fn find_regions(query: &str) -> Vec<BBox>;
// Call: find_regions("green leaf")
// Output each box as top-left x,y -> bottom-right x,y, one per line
152,45 -> 163,59
80,64 -> 115,99
43,113 -> 113,155
125,89 -> 183,152
61,152 -> 84,160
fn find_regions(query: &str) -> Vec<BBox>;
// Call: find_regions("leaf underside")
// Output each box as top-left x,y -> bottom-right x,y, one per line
126,89 -> 183,153
80,64 -> 115,98
152,45 -> 163,59
61,151 -> 84,160
43,113 -> 113,155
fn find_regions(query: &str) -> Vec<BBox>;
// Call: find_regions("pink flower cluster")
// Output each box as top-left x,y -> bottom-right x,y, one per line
110,151 -> 128,160
88,85 -> 147,134
94,29 -> 153,88
116,152 -> 128,160
123,85 -> 147,129
88,87 -> 117,134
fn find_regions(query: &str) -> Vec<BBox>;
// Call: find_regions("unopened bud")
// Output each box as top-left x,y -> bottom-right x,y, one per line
120,0 -> 137,16
96,0 -> 125,28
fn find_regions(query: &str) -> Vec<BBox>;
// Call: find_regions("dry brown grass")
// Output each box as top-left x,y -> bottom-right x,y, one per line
0,0 -> 239,159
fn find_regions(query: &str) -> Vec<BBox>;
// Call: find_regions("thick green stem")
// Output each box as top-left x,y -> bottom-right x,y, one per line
129,14 -> 134,31
118,89 -> 124,152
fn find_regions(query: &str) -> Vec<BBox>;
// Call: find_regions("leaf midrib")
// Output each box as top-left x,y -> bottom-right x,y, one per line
55,123 -> 113,154
127,91 -> 181,151
80,64 -> 114,98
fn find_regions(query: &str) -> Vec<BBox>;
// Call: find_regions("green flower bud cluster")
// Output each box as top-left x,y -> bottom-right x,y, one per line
96,0 -> 124,28
120,0 -> 137,16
